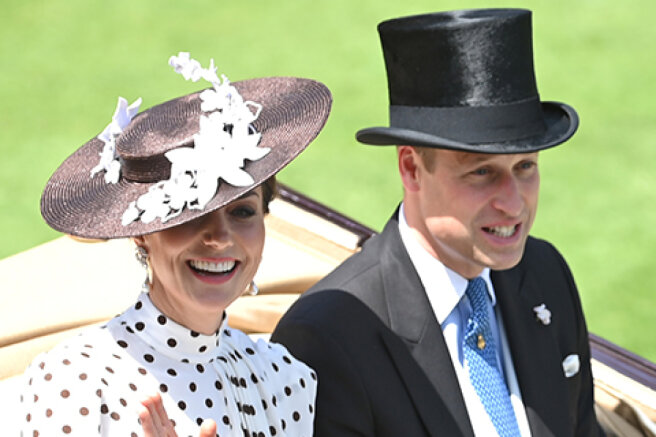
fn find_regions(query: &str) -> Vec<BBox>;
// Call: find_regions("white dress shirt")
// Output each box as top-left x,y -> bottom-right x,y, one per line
398,204 -> 532,437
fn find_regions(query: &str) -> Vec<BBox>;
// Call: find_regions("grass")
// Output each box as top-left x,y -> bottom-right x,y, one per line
1,0 -> 654,362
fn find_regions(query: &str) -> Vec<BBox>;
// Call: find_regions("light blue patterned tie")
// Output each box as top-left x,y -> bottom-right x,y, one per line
463,277 -> 521,437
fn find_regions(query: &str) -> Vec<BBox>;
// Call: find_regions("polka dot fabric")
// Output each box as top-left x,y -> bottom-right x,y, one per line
20,292 -> 317,436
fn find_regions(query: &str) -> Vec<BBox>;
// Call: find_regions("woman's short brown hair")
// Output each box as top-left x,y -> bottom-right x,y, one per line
261,176 -> 278,214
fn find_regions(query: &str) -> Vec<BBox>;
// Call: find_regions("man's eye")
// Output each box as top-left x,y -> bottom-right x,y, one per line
472,168 -> 489,176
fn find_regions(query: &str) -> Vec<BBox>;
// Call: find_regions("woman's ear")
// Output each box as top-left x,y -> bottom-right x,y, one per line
132,236 -> 152,285
133,236 -> 147,250
397,146 -> 422,192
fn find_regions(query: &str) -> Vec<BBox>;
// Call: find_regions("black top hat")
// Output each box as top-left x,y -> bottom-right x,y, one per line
356,8 -> 578,153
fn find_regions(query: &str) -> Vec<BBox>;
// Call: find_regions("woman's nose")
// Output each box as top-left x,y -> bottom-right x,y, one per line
201,211 -> 232,247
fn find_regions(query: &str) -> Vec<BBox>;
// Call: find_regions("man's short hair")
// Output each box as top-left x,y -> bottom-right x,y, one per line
415,146 -> 437,172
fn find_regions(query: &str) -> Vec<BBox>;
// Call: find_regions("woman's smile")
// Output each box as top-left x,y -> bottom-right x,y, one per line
187,258 -> 240,284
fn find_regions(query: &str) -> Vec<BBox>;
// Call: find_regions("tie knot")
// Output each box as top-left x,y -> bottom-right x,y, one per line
465,277 -> 489,316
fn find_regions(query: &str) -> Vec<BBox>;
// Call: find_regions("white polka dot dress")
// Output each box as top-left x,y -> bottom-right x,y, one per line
20,292 -> 317,436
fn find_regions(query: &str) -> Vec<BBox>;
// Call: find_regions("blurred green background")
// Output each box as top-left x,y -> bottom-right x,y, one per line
1,0 -> 654,361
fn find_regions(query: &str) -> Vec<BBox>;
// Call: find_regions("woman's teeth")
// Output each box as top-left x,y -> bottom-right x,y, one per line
189,260 -> 236,274
484,225 -> 517,238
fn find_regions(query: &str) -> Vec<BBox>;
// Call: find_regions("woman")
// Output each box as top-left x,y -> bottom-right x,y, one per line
20,52 -> 331,436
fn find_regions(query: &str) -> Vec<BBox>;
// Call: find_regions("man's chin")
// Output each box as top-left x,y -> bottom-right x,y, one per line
475,249 -> 525,272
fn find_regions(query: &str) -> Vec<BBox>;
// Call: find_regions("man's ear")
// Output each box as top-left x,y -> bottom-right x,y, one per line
397,146 -> 422,192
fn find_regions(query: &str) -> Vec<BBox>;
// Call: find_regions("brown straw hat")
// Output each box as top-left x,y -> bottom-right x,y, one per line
41,54 -> 332,239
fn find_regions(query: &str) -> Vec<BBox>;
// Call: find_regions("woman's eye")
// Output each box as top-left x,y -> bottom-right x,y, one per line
231,206 -> 256,218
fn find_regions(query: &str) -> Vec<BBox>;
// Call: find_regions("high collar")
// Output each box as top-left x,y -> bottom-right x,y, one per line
120,292 -> 228,363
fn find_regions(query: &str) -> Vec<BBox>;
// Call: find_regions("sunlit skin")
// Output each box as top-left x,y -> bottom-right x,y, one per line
140,393 -> 216,437
134,187 -> 265,335
399,146 -> 540,279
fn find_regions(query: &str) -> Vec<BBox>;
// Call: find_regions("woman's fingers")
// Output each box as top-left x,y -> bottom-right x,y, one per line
199,419 -> 217,437
140,393 -> 216,437
152,393 -> 173,430
138,402 -> 160,437
140,393 -> 176,437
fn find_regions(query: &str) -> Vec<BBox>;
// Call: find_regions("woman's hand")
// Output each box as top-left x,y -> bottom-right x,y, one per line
140,393 -> 217,437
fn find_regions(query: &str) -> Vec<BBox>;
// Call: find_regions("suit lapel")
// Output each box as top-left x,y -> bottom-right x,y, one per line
368,215 -> 574,436
492,262 -> 571,437
376,217 -> 474,437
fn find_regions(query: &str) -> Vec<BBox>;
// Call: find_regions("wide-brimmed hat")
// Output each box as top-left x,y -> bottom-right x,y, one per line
41,53 -> 332,239
356,8 -> 578,153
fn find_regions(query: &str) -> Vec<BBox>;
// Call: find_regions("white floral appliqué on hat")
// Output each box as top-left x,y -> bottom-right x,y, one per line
91,52 -> 270,226
90,97 -> 142,184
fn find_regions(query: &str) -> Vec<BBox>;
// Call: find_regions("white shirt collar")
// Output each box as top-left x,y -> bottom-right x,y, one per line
397,203 -> 496,324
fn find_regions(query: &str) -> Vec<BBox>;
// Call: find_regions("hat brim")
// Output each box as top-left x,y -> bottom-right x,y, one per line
356,101 -> 578,153
41,77 -> 332,239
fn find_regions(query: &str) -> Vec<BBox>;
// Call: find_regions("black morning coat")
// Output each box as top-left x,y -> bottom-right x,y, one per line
272,212 -> 604,437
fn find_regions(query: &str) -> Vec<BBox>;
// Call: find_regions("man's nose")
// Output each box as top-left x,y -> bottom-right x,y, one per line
491,175 -> 524,217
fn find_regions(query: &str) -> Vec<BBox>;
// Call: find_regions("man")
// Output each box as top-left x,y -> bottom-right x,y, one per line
272,8 -> 603,437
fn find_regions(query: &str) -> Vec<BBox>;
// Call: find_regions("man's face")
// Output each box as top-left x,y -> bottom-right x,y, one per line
402,147 -> 540,278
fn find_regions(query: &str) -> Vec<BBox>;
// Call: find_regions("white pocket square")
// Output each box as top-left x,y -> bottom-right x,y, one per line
562,354 -> 580,378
